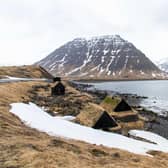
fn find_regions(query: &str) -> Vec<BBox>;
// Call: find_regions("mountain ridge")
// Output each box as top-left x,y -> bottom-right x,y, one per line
36,35 -> 165,79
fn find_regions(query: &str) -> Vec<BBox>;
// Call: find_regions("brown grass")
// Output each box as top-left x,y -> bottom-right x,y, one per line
0,65 -> 53,79
75,103 -> 105,127
0,81 -> 168,168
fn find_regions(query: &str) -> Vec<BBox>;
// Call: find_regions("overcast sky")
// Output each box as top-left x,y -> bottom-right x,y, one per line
0,0 -> 168,65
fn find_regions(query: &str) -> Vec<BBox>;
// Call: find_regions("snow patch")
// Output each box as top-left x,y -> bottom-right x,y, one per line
118,71 -> 122,75
152,73 -> 156,77
3,77 -> 48,82
79,72 -> 88,77
140,70 -> 145,75
10,102 -> 168,156
98,67 -> 105,75
103,49 -> 109,55
107,71 -> 111,76
55,115 -> 76,121
123,56 -> 129,70
90,65 -> 101,72
65,51 -> 93,76
129,130 -> 168,148
116,49 -> 121,54
106,56 -> 115,73
111,50 -> 116,55
57,56 -> 66,69
102,56 -> 105,63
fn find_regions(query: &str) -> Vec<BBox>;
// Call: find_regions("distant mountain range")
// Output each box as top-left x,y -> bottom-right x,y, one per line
36,35 -> 166,79
157,58 -> 168,73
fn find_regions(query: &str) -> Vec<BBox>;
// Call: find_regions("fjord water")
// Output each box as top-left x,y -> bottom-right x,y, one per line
88,80 -> 168,116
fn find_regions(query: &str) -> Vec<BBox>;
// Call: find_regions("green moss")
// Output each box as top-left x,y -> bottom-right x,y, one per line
103,96 -> 120,107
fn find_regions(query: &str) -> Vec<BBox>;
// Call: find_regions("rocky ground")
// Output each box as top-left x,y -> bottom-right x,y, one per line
139,110 -> 168,139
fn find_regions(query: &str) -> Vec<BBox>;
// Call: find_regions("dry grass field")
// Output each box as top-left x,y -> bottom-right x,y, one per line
0,66 -> 168,168
0,65 -> 53,79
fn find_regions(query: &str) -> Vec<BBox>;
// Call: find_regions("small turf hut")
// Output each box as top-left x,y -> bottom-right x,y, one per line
51,82 -> 65,96
114,99 -> 132,112
93,111 -> 118,130
75,103 -> 120,132
100,96 -> 144,131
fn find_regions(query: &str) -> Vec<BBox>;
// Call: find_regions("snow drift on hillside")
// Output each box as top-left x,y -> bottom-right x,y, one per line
6,76 -> 48,81
10,102 -> 168,155
0,76 -> 49,83
129,130 -> 168,147
54,115 -> 76,121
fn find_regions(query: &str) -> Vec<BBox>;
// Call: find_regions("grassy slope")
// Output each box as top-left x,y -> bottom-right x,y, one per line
0,65 -> 53,79
0,82 -> 168,168
0,66 -> 168,168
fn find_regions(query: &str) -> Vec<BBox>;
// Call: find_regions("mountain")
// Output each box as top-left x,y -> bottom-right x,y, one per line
37,35 -> 164,79
157,58 -> 168,73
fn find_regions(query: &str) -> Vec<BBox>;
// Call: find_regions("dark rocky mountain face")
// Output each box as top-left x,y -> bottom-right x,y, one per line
37,35 -> 164,79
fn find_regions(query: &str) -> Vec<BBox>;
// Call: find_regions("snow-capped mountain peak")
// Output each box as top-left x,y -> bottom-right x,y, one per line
36,35 -> 164,79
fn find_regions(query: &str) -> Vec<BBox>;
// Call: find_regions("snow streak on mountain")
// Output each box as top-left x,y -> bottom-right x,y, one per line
37,35 -> 164,79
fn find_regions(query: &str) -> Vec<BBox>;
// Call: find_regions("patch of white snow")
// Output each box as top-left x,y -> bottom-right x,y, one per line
10,102 -> 168,156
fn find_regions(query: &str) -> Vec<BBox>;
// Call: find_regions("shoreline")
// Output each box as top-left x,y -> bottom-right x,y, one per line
73,78 -> 168,83
70,80 -> 168,139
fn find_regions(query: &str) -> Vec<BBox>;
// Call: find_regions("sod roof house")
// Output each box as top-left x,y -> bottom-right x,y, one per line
100,96 -> 144,131
75,103 -> 120,132
93,111 -> 118,130
114,99 -> 132,112
51,82 -> 65,96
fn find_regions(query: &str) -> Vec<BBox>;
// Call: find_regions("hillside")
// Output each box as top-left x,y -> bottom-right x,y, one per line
0,65 -> 53,79
36,35 -> 165,80
0,82 -> 168,167
0,66 -> 168,167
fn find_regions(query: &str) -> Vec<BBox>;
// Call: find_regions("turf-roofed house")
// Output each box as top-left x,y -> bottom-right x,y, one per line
100,96 -> 144,135
75,103 -> 121,132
